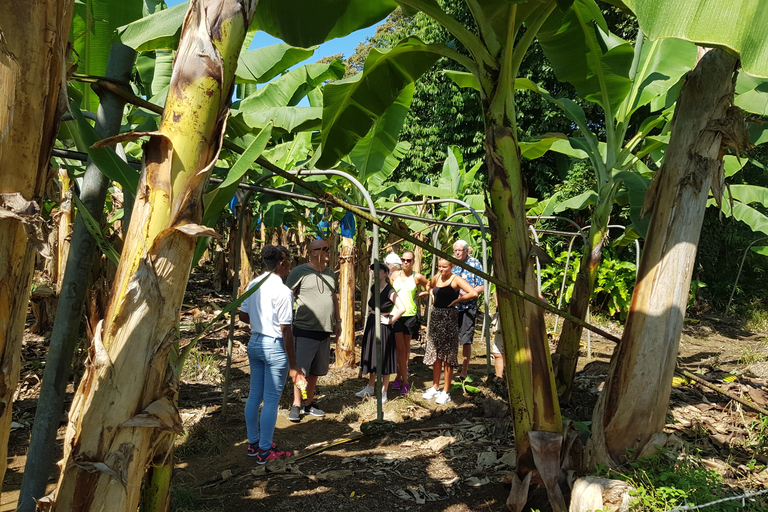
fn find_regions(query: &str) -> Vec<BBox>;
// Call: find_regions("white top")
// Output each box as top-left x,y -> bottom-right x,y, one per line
240,272 -> 293,339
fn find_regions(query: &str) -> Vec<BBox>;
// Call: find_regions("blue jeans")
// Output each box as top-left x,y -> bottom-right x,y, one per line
245,333 -> 289,451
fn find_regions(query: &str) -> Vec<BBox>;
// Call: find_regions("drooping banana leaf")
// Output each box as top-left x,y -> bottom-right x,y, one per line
350,84 -> 415,187
314,37 -> 446,169
623,0 -> 768,78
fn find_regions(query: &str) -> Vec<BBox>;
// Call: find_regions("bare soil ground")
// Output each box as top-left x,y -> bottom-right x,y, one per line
3,277 -> 768,511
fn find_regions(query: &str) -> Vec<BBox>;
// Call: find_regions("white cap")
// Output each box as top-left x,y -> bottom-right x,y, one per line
384,252 -> 402,266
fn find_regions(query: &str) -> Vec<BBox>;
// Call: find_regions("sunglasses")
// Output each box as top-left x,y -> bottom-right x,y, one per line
402,258 -> 413,262
312,247 -> 330,252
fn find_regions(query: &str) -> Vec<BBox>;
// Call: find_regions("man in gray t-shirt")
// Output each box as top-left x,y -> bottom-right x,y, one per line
285,238 -> 340,422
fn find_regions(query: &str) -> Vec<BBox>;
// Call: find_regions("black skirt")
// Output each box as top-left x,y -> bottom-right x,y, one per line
360,314 -> 397,375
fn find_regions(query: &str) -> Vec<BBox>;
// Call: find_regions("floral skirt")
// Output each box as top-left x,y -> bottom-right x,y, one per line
424,307 -> 459,366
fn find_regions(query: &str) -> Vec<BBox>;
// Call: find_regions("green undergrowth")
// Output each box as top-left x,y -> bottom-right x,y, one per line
597,449 -> 767,512
734,300 -> 768,333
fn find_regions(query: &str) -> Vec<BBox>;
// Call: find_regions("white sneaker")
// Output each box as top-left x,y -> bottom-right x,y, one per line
435,390 -> 452,405
355,385 -> 374,398
422,387 -> 440,400
380,393 -> 388,404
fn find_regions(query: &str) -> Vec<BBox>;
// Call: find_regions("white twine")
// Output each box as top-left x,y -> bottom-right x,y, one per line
663,487 -> 768,512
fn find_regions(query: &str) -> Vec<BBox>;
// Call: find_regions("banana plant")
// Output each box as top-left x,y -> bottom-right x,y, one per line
308,3 -> 579,508
512,2 -> 699,399
586,0 -> 768,469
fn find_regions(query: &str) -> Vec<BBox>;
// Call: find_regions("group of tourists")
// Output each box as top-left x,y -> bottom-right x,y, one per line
238,238 -> 491,464
355,242 -> 485,406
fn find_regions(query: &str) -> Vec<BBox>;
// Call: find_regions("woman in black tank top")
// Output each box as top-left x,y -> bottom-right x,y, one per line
419,258 -> 478,405
432,277 -> 460,308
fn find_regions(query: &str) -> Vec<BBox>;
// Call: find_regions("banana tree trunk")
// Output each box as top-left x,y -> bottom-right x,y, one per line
0,0 -> 74,494
355,220 -> 371,326
555,183 -> 616,399
18,42 -> 137,512
485,107 -> 565,511
587,48 -> 741,467
474,4 -> 563,510
485,117 -> 562,457
51,2 -> 256,510
336,236 -> 356,368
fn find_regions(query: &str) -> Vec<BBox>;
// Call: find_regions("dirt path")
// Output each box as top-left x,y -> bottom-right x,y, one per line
3,315 -> 768,511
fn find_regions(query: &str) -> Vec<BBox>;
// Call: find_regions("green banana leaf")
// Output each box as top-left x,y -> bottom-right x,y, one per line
618,37 -> 697,122
734,75 -> 768,116
117,2 -> 187,52
263,202 -> 289,228
314,37 -> 443,169
253,0 -> 397,48
552,190 -> 598,214
72,193 -> 121,266
351,84 -> 415,188
624,0 -> 768,78
236,43 -> 317,84
443,69 -> 481,92
392,181 -> 454,199
262,132 -> 313,170
233,61 -> 344,133
714,197 -> 768,237
519,135 -> 590,160
68,103 -> 140,198
70,0 -> 144,111
239,106 -> 323,134
538,0 -> 634,114
615,168 -> 652,237
135,48 -> 174,99
118,0 -> 396,52
201,124 -> 272,228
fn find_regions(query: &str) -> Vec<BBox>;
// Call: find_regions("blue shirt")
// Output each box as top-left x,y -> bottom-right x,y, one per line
452,255 -> 483,310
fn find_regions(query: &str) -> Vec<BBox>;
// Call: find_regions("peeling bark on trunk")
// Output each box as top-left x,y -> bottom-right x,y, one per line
0,0 -> 74,493
56,167 -> 73,292
237,202 -> 253,297
336,237 -> 356,368
588,48 -> 741,467
51,1 -> 257,509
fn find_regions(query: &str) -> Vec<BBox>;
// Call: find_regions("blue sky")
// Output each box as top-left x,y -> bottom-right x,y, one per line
165,1 -> 377,60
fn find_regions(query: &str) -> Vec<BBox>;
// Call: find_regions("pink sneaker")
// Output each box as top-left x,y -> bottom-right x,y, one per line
392,378 -> 401,390
256,448 -> 290,465
400,381 -> 410,395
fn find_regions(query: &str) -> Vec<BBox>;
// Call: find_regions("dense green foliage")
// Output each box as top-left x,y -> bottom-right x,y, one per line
599,448 -> 767,511
539,247 -> 637,320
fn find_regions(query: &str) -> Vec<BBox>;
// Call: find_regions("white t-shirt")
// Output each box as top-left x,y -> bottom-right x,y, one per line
240,272 -> 293,339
